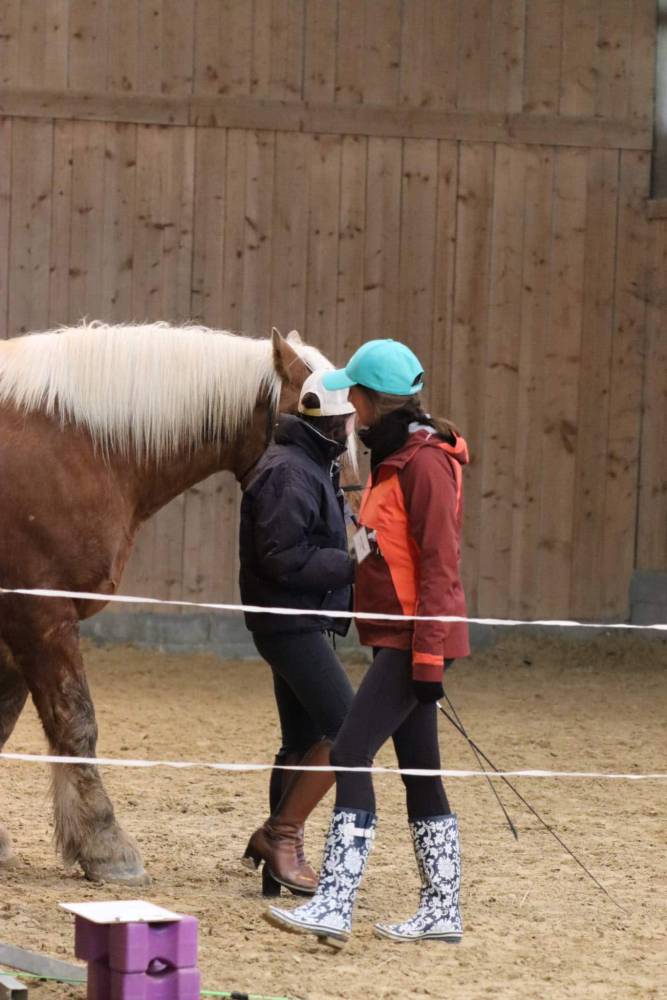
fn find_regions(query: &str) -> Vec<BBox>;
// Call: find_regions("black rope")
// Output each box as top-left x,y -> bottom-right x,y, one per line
441,689 -> 518,840
436,700 -> 628,913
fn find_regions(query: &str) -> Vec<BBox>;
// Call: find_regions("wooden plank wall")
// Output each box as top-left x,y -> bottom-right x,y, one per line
0,0 -> 664,622
0,0 -> 655,119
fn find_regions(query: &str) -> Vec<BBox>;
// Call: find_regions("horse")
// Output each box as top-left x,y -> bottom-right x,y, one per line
0,321 -> 336,884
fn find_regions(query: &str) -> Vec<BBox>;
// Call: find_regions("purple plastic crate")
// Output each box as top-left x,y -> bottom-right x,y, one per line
76,918 -> 109,964
114,966 -> 201,1000
87,961 -> 200,1000
76,916 -> 198,973
109,918 -> 198,973
87,958 -> 110,1000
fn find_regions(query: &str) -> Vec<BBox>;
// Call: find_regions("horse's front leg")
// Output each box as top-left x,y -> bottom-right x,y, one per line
9,608 -> 148,884
0,640 -> 29,865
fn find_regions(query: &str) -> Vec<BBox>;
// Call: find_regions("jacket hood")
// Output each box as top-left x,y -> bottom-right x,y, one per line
378,427 -> 469,471
274,413 -> 347,465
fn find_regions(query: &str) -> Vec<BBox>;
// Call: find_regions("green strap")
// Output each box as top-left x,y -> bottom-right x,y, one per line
0,967 -> 294,1000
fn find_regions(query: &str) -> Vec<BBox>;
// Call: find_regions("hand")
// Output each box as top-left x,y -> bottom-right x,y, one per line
412,679 -> 445,704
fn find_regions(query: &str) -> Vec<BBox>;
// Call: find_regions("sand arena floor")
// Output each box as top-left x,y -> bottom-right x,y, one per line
0,632 -> 665,1000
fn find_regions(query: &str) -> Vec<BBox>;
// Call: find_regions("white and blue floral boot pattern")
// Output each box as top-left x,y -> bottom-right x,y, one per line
265,807 -> 376,948
374,813 -> 462,943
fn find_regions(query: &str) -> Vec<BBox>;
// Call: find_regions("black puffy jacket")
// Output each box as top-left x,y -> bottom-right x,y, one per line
239,415 -> 354,636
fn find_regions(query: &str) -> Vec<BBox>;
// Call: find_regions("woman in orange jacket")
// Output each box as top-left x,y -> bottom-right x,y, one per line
266,339 -> 470,946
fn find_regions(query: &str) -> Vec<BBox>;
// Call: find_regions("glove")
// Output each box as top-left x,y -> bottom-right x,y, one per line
412,679 -> 445,704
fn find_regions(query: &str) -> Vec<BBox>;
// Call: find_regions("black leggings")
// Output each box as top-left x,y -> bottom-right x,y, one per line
330,647 -> 450,819
253,631 -> 355,757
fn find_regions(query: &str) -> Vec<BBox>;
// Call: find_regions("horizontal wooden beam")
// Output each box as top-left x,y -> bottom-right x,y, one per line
0,87 -> 653,151
0,89 -> 189,126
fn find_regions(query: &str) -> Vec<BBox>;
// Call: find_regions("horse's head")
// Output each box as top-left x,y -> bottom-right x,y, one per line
235,328 -> 360,491
272,328 -> 362,511
271,327 -> 314,415
233,328 -> 321,486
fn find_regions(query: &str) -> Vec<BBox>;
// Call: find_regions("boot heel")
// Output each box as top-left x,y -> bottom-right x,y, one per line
262,866 -> 282,897
241,841 -> 262,871
287,881 -> 316,898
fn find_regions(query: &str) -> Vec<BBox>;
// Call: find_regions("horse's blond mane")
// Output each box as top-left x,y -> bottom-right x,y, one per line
0,322 -> 331,460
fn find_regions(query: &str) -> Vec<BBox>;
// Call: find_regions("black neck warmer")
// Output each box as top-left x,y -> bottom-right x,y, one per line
359,407 -> 455,469
358,408 -> 417,469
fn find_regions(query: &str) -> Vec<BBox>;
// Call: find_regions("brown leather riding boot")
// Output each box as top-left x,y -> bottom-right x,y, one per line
261,750 -> 301,897
242,739 -> 335,896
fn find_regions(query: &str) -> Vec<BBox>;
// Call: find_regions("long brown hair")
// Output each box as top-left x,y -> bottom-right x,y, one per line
360,388 -> 460,442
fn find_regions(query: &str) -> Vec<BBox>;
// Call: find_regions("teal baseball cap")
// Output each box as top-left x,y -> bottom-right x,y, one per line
322,339 -> 424,396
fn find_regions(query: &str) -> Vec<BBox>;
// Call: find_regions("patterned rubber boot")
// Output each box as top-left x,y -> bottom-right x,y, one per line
264,807 -> 376,948
374,813 -> 462,943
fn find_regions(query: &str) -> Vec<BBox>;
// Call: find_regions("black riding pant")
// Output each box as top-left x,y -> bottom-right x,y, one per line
331,647 -> 451,819
253,630 -> 355,757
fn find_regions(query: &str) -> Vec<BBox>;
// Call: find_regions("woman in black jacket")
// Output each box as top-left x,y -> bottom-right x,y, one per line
239,371 -> 357,897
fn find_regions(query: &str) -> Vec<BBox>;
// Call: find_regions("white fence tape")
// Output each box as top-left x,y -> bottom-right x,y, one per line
1,587 -> 663,782
0,586 -> 665,630
0,751 -> 665,780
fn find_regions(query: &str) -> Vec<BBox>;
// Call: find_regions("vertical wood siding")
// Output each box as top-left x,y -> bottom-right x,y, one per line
0,1 -> 663,620
0,0 -> 655,120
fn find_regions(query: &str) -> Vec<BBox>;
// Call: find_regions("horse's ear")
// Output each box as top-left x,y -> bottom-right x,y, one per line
271,327 -> 300,384
286,329 -> 303,346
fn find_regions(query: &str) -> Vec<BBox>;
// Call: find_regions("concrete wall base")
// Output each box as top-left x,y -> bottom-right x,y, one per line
630,570 -> 667,626
81,578 -> 666,657
79,613 -> 595,658
80,612 -> 503,658
81,612 -> 368,659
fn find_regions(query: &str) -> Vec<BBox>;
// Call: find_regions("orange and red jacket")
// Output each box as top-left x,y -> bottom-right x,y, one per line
355,428 -> 470,682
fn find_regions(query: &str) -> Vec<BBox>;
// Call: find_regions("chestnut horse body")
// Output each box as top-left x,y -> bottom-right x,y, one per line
0,322 -> 330,883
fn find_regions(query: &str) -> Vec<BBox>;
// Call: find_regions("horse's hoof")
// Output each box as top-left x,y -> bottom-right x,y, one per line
75,823 -> 149,885
83,863 -> 151,886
